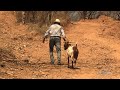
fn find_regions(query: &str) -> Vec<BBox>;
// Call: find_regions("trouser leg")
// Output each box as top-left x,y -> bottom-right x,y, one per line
55,37 -> 61,64
49,37 -> 55,64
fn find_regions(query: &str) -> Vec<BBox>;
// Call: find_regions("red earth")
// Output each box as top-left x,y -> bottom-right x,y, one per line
0,11 -> 120,79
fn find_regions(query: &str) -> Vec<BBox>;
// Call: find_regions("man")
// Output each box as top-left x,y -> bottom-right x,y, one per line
43,19 -> 66,65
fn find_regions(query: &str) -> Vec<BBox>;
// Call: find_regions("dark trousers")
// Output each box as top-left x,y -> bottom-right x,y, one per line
49,36 -> 61,64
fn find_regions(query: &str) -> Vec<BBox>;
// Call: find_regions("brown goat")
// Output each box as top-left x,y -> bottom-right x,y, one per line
64,41 -> 79,68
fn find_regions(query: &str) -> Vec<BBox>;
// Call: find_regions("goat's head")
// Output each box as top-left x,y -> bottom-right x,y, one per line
64,41 -> 71,50
73,43 -> 79,60
73,44 -> 77,51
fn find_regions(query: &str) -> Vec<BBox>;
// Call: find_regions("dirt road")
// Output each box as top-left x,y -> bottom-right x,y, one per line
0,12 -> 120,79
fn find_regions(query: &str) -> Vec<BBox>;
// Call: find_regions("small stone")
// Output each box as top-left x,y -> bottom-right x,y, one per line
0,64 -> 5,68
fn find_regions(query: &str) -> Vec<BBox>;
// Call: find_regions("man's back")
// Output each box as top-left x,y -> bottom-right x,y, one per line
49,24 -> 62,37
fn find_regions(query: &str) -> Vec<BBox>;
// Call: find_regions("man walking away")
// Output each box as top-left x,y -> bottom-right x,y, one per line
43,19 -> 66,65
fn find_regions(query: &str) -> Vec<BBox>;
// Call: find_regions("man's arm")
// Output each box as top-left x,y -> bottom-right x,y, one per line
61,28 -> 67,41
42,37 -> 46,43
43,27 -> 50,43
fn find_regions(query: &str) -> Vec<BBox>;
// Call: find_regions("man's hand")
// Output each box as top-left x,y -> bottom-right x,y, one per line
43,37 -> 45,43
63,37 -> 69,42
63,37 -> 66,41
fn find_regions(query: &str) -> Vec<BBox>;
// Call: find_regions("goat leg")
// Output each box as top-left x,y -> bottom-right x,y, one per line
74,60 -> 76,68
68,56 -> 70,68
72,61 -> 74,68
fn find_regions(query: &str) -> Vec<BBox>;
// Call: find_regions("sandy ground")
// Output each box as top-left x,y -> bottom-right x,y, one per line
0,11 -> 120,79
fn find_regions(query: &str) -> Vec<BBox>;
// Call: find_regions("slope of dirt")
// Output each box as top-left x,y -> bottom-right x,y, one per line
0,12 -> 120,79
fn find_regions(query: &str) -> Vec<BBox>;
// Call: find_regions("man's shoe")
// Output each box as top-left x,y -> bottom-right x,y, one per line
50,62 -> 54,65
57,62 -> 62,65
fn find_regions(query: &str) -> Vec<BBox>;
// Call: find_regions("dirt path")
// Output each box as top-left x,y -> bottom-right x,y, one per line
61,21 -> 120,79
1,12 -> 120,79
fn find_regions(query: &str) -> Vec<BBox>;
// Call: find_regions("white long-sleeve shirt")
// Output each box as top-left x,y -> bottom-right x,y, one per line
44,24 -> 66,38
